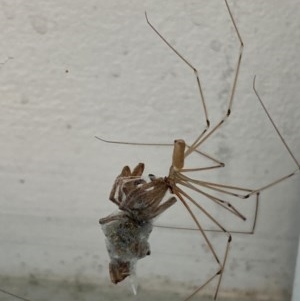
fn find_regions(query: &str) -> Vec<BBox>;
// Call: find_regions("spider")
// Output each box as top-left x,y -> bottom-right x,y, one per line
97,0 -> 300,300
99,163 -> 176,286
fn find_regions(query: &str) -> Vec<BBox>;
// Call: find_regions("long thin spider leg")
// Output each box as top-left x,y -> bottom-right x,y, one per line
193,181 -> 251,199
179,178 -> 260,234
96,136 -> 228,171
155,212 -> 257,234
154,190 -> 259,235
184,128 -> 209,158
178,172 -> 253,198
178,179 -> 247,220
185,0 -> 244,159
214,233 -> 231,300
177,182 -> 245,228
173,190 -> 221,271
182,178 -> 252,192
246,169 -> 298,197
95,136 -> 173,147
185,237 -> 230,301
145,12 -> 209,129
183,273 -> 220,301
223,0 -> 244,116
180,146 -> 226,171
180,165 -> 224,172
0,288 -> 33,301
186,119 -> 228,157
174,189 -> 220,265
244,76 -> 300,196
179,179 -> 260,229
253,76 -> 300,170
174,186 -> 231,300
178,164 -> 297,199
185,146 -> 225,167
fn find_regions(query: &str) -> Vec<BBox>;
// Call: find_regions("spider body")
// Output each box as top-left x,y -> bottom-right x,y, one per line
100,162 -> 177,284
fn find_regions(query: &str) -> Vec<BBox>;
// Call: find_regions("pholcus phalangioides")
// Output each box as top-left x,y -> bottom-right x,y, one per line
97,0 -> 300,300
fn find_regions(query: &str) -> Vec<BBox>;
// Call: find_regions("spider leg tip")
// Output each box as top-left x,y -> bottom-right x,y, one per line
144,11 -> 149,21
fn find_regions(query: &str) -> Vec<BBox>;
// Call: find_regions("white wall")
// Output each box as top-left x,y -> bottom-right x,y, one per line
0,0 -> 300,300
292,235 -> 300,301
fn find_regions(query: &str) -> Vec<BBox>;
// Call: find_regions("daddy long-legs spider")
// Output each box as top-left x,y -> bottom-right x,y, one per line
97,0 -> 300,300
1,1 -> 299,301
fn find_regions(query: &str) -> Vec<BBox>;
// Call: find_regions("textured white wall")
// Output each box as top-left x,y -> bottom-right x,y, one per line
0,0 -> 300,300
292,235 -> 300,301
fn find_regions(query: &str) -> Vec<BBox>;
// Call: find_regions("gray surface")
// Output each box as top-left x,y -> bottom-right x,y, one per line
0,276 -> 280,301
0,278 -> 206,301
